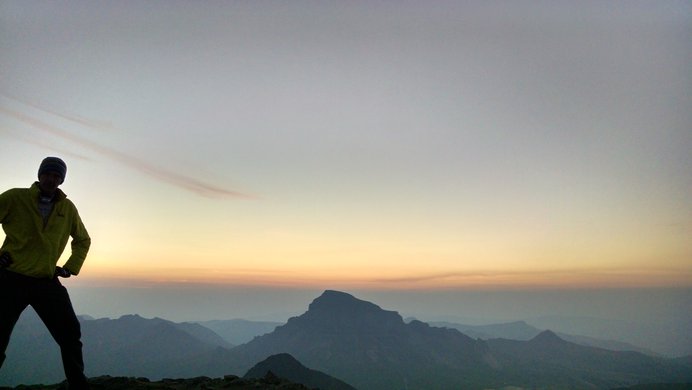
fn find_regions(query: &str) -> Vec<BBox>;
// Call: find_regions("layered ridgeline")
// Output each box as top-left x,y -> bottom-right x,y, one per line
431,320 -> 659,356
231,290 -> 692,389
233,290 -> 500,389
2,290 -> 691,389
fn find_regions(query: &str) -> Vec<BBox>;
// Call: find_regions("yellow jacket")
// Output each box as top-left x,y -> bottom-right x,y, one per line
0,182 -> 90,278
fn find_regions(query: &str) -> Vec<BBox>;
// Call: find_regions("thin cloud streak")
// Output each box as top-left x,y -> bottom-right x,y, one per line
2,93 -> 115,132
0,103 -> 257,200
370,267 -> 692,289
0,126 -> 92,163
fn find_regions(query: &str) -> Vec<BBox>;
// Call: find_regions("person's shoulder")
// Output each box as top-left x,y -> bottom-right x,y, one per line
1,187 -> 30,197
57,192 -> 79,211
62,197 -> 77,208
0,188 -> 29,207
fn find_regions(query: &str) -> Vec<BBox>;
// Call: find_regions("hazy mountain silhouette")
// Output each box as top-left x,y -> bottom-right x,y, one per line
81,314 -> 232,378
196,319 -> 282,345
175,321 -> 235,348
431,320 -> 540,340
486,330 -> 692,389
527,315 -> 691,357
232,290 -> 502,389
1,312 -> 232,385
1,309 -> 63,385
431,319 -> 659,355
244,353 -> 356,390
2,291 -> 691,389
232,291 -> 691,389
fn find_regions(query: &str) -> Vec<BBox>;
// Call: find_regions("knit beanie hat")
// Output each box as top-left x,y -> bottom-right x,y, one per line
38,157 -> 67,183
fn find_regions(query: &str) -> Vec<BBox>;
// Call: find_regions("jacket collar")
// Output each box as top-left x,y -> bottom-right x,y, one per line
30,182 -> 67,202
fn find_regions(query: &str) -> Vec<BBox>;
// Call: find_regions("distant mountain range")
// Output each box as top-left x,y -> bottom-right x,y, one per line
429,319 -> 659,356
2,290 -> 690,389
231,290 -> 692,389
232,290 -> 501,389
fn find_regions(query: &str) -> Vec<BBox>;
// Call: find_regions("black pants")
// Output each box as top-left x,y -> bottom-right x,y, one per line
0,271 -> 89,389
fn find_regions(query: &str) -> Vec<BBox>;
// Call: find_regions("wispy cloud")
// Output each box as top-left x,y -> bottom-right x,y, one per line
0,126 -> 92,162
369,267 -> 692,289
4,93 -> 116,132
373,271 -> 534,284
0,98 -> 256,199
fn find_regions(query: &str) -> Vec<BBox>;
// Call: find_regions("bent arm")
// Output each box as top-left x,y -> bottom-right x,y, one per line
63,210 -> 91,275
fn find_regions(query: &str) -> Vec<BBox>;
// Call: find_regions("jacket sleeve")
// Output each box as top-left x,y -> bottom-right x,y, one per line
0,189 -> 11,224
63,207 -> 91,275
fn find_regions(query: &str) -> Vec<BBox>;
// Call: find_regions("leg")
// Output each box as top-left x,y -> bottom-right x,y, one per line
31,279 -> 89,390
0,272 -> 29,369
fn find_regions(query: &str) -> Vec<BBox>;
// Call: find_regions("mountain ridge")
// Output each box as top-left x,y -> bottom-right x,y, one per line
234,291 -> 691,389
430,319 -> 661,356
2,290 -> 691,389
233,290 -> 499,389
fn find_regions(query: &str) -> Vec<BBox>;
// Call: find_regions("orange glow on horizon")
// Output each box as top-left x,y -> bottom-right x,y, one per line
72,262 -> 692,291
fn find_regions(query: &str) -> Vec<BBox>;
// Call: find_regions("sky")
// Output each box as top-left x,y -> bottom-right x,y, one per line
1,1 -> 691,339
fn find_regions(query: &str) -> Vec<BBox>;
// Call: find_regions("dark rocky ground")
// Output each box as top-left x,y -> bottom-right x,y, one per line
1,372 -> 315,390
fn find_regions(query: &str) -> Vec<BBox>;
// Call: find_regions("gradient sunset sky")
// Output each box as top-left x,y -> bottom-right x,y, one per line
1,1 -> 690,295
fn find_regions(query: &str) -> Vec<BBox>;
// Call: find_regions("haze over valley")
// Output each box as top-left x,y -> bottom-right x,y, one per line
2,290 -> 690,389
1,1 -> 690,388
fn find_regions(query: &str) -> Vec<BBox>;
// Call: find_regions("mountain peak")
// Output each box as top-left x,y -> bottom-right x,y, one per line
244,353 -> 307,378
311,290 -> 362,306
308,290 -> 399,318
244,353 -> 356,390
277,290 -> 403,333
530,330 -> 565,345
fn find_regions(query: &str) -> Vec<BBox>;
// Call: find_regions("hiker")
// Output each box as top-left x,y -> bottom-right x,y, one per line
0,157 -> 91,389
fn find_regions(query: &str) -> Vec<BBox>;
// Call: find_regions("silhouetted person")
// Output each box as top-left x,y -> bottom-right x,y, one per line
0,157 -> 91,389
